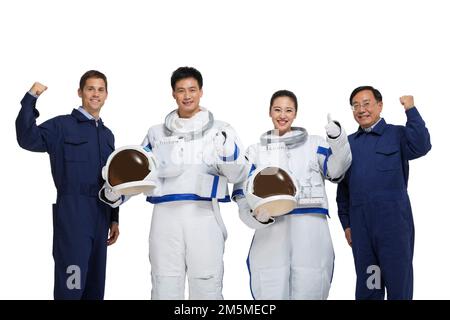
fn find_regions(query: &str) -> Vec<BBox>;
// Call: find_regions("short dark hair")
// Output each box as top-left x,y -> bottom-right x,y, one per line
270,90 -> 298,112
349,86 -> 382,105
79,70 -> 108,92
171,67 -> 203,90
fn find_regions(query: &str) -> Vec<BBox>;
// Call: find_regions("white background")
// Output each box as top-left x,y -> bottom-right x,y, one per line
0,0 -> 448,299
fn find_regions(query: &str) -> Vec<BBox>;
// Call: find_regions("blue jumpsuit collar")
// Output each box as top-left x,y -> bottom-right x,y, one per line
355,118 -> 387,138
71,108 -> 104,126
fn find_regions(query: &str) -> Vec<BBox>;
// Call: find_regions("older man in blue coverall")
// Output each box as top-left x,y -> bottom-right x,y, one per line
337,86 -> 431,300
15,70 -> 120,299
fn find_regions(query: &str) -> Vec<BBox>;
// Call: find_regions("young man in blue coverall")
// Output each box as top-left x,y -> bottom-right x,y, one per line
337,86 -> 431,300
15,70 -> 120,299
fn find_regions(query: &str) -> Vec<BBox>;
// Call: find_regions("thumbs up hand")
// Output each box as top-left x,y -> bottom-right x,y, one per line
325,113 -> 341,138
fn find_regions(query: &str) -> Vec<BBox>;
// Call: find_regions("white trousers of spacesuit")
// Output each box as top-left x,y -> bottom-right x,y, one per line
149,201 -> 225,300
248,213 -> 334,299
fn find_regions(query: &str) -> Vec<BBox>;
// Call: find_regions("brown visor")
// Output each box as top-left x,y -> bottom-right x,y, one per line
108,150 -> 151,186
253,167 -> 296,198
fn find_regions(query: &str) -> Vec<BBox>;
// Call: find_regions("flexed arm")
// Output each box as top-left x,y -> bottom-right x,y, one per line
16,82 -> 59,153
400,95 -> 432,160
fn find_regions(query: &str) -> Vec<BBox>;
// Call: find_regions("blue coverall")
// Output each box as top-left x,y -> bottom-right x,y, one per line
15,92 -> 118,299
337,107 -> 431,300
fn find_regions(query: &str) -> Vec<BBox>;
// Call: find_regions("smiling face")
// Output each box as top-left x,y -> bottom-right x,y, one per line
78,77 -> 108,119
270,96 -> 297,135
351,89 -> 383,128
172,77 -> 203,118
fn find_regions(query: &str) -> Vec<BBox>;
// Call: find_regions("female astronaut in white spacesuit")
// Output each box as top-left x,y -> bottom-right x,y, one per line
232,90 -> 352,299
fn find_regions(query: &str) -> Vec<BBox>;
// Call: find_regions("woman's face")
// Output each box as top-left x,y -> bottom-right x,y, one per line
270,96 -> 297,135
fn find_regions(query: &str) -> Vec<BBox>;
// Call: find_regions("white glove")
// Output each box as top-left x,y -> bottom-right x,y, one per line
325,113 -> 341,138
214,130 -> 236,159
99,185 -> 122,208
105,187 -> 121,202
253,207 -> 272,223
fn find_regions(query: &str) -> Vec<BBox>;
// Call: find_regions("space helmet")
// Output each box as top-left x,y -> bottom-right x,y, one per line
244,166 -> 298,217
102,145 -> 158,196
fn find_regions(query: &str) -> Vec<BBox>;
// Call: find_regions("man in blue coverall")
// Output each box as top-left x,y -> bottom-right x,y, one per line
15,70 -> 120,299
337,86 -> 431,300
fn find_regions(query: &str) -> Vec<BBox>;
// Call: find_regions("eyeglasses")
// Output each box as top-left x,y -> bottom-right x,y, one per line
351,101 -> 372,112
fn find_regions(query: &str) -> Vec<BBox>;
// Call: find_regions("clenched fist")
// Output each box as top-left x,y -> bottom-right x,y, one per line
30,82 -> 48,96
400,95 -> 414,110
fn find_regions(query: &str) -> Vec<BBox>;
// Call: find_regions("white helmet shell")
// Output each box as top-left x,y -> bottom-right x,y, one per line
245,166 -> 298,217
102,145 -> 158,196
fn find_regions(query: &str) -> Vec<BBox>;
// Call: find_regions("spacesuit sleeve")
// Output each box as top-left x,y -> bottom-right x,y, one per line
233,146 -> 273,229
141,131 -> 153,151
402,107 -> 432,160
318,126 -> 352,182
336,174 -> 350,230
231,145 -> 257,201
236,197 -> 274,230
15,92 -> 60,154
231,182 -> 245,201
215,125 -> 250,184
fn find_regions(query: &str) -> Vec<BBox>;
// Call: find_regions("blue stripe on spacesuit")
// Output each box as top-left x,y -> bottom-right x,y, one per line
317,146 -> 332,177
211,175 -> 219,198
247,235 -> 256,300
248,164 -> 256,177
221,143 -> 240,162
146,194 -> 231,204
231,189 -> 244,200
330,252 -> 335,284
289,207 -> 329,215
144,144 -> 152,152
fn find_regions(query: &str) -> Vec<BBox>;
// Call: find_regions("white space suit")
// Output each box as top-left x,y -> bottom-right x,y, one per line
233,127 -> 351,299
139,107 -> 247,300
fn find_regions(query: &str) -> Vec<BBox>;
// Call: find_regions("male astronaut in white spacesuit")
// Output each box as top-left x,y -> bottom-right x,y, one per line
105,67 -> 248,300
232,90 -> 352,299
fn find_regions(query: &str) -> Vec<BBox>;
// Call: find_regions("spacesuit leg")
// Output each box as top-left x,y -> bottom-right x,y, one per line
248,216 -> 290,299
290,214 -> 334,300
149,203 -> 187,300
185,201 -> 225,300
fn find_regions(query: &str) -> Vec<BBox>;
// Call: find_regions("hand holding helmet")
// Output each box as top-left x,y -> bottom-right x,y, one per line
253,207 -> 272,223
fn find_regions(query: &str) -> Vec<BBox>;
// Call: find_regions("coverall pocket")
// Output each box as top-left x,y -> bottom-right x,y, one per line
63,136 -> 88,162
375,145 -> 401,171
